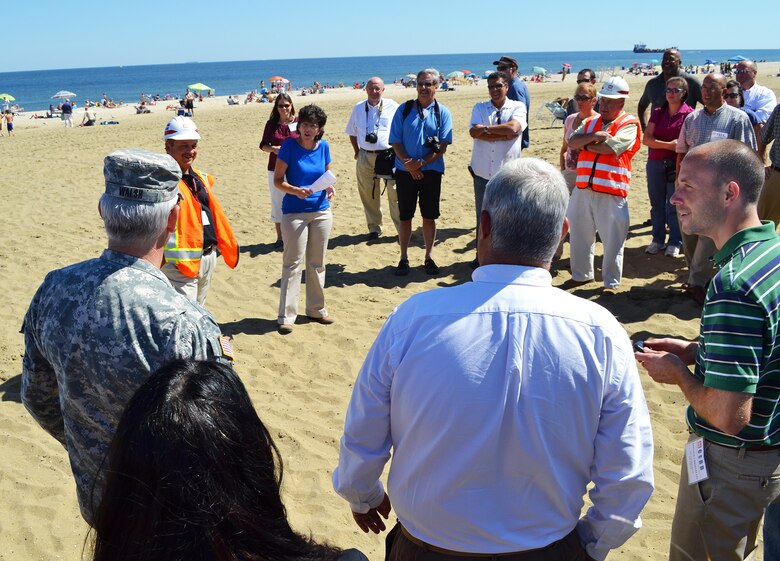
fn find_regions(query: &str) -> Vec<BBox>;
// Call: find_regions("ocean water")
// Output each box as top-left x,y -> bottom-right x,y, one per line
3,49 -> 780,112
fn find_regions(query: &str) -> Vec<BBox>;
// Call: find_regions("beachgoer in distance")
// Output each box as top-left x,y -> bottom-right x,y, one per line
161,116 -> 239,307
260,93 -> 298,250
389,68 -> 453,276
637,49 -> 702,130
61,99 -> 73,127
493,55 -> 530,149
345,77 -> 401,241
274,104 -> 336,334
675,73 -> 757,305
81,106 -> 97,127
637,140 -> 780,561
184,88 -> 195,115
4,110 -> 14,136
91,359 -> 367,561
333,157 -> 654,561
20,148 -> 232,525
566,76 -> 642,291
468,70 -> 526,266
641,76 -> 693,258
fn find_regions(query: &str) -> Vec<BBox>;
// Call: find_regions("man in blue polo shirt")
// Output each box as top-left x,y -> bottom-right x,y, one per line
389,68 -> 453,276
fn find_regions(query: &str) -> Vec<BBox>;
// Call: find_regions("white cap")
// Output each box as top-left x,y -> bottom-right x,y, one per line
163,116 -> 201,140
598,77 -> 630,99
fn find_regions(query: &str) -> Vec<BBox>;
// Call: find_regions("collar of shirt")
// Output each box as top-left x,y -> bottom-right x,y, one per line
714,221 -> 778,266
101,249 -> 169,281
471,264 -> 553,286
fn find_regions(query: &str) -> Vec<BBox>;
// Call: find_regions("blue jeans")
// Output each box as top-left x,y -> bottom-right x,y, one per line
646,159 -> 681,247
766,503 -> 780,561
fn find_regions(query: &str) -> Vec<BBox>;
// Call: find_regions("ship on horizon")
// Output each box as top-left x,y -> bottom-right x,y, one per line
633,43 -> 676,53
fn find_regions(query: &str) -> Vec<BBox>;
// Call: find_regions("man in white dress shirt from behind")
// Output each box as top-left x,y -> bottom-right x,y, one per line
468,70 -> 526,266
332,157 -> 654,561
345,76 -> 400,240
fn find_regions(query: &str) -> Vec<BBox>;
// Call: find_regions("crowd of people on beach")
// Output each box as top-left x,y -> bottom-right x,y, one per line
16,50 -> 780,561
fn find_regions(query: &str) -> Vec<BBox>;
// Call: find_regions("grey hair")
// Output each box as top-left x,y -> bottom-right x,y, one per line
417,68 -> 440,83
482,158 -> 568,263
98,193 -> 178,250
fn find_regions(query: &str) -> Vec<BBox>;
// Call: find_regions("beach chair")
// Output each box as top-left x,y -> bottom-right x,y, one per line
538,101 -> 567,127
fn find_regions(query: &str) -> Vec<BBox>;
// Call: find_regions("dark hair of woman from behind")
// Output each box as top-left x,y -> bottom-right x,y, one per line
91,359 -> 344,561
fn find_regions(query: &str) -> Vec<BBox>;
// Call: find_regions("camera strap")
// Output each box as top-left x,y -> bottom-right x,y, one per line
414,99 -> 441,137
365,99 -> 383,133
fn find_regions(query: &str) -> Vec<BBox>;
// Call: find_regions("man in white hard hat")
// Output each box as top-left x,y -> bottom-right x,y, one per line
162,116 -> 239,306
566,76 -> 642,292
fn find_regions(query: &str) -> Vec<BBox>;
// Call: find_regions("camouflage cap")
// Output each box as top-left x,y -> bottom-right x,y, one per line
103,148 -> 181,203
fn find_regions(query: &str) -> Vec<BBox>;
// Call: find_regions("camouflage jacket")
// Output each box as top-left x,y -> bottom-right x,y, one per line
21,249 -> 229,524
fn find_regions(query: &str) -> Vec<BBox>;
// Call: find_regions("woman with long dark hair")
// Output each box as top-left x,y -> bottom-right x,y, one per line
260,93 -> 298,249
91,360 -> 366,561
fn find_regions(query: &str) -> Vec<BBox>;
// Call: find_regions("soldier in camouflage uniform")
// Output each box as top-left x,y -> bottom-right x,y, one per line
21,148 -> 233,525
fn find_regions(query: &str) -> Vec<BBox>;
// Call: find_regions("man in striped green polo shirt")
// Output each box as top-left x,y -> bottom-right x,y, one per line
637,139 -> 780,561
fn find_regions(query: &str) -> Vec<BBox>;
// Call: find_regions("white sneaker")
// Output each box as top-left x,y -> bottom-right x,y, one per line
665,245 -> 681,257
645,242 -> 666,255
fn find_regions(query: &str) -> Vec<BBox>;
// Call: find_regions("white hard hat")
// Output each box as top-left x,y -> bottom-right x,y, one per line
163,116 -> 201,140
598,76 -> 630,99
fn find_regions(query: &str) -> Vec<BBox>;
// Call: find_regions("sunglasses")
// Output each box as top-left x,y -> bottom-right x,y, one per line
724,93 -> 741,99
574,95 -> 593,101
665,88 -> 683,94
576,78 -> 592,84
496,66 -> 511,71
487,83 -> 507,90
417,82 -> 436,88
735,68 -> 752,74
278,104 -> 292,108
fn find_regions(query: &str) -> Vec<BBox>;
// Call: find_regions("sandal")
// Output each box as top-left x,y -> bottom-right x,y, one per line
424,258 -> 440,275
395,259 -> 410,276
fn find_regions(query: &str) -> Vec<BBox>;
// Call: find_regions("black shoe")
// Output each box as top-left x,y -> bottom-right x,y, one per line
273,239 -> 283,251
395,259 -> 410,276
424,258 -> 440,275
367,231 -> 380,241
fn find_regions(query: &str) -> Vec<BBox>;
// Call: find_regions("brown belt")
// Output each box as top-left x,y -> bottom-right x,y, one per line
398,523 -> 571,559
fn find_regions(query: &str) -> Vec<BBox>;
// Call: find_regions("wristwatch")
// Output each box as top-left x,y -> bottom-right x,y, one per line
484,126 -> 490,135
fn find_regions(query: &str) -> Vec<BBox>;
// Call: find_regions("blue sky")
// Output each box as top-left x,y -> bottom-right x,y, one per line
6,0 -> 779,72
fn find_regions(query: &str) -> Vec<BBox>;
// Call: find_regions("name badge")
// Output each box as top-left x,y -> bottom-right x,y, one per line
288,122 -> 297,132
710,131 -> 728,141
685,436 -> 709,484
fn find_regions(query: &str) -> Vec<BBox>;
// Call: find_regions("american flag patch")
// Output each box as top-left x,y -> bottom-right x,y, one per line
219,336 -> 235,360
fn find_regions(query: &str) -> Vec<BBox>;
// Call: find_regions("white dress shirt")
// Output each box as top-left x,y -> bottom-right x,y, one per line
345,97 -> 399,150
333,265 -> 654,561
742,83 -> 777,124
469,99 -> 527,179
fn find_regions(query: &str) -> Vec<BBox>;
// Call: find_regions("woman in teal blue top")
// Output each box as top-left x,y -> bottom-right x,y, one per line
274,104 -> 336,334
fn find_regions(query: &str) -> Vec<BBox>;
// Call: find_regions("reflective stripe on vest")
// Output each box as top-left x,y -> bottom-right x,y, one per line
164,168 -> 239,278
574,113 -> 641,198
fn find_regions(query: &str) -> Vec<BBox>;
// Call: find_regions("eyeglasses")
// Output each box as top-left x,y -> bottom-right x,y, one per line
487,83 -> 507,90
417,82 -> 435,88
724,92 -> 741,99
576,78 -> 592,84
735,68 -> 753,74
278,104 -> 291,108
299,121 -> 321,129
574,95 -> 593,101
496,66 -> 511,71
665,88 -> 683,94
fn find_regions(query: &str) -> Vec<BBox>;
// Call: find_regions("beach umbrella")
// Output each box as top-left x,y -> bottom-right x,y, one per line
562,63 -> 572,68
649,59 -> 659,64
0,93 -> 15,101
52,90 -> 77,99
406,73 -> 416,79
728,55 -> 747,62
446,71 -> 464,79
187,82 -> 211,91
532,66 -> 547,75
269,76 -> 289,83
484,69 -> 492,76
461,70 -> 473,75
705,59 -> 716,64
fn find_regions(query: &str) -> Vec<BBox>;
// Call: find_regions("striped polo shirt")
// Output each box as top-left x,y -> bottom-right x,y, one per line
687,222 -> 780,446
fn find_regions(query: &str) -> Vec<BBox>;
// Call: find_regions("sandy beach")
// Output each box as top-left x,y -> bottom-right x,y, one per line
1,63 -> 779,561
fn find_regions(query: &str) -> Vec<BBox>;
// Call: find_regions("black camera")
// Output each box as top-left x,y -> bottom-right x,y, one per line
425,135 -> 441,153
365,132 -> 378,144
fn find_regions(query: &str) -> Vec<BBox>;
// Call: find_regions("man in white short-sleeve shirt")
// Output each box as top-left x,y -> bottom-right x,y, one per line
345,77 -> 400,240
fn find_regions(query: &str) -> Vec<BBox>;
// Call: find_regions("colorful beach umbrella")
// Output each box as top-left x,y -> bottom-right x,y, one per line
562,63 -> 572,68
52,90 -> 76,99
461,70 -> 473,75
532,66 -> 547,75
0,93 -> 15,101
446,71 -> 464,79
406,73 -> 416,79
269,76 -> 289,83
187,83 -> 211,91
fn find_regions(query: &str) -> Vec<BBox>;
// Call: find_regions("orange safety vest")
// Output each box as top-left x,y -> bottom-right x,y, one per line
164,168 -> 239,278
574,112 -> 641,198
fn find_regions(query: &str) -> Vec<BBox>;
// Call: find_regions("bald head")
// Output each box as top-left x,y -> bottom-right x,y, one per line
701,73 -> 726,109
736,60 -> 758,89
365,77 -> 385,105
661,49 -> 682,78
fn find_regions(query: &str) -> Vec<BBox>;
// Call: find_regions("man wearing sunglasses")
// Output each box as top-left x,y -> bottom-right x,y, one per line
492,56 -> 530,150
675,73 -> 756,305
637,49 -> 702,131
735,60 -> 777,128
389,68 -> 453,276
162,116 -> 239,306
468,71 -> 527,267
